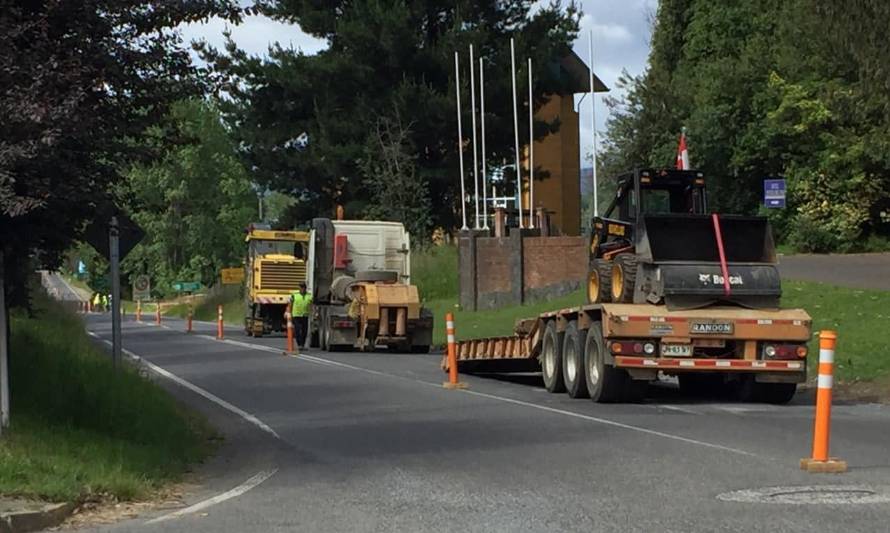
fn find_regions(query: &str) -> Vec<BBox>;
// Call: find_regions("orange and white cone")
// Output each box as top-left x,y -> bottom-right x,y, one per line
443,312 -> 467,390
800,330 -> 847,473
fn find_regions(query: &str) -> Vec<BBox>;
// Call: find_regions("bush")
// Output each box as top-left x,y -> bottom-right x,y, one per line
411,245 -> 458,301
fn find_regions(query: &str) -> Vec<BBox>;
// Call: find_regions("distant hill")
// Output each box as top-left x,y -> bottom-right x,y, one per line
580,167 -> 593,195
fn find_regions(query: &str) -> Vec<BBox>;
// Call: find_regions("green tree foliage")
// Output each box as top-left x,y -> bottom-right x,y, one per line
599,0 -> 890,251
0,0 -> 239,304
201,1 -> 582,237
123,100 -> 256,294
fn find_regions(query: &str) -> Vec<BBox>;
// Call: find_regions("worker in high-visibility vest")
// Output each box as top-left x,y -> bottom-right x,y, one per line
289,283 -> 312,347
92,293 -> 101,312
101,294 -> 109,313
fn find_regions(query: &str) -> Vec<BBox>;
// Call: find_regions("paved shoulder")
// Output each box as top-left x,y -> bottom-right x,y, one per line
778,253 -> 890,290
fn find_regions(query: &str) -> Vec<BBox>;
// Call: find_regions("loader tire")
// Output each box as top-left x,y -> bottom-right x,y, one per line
540,320 -> 566,393
611,254 -> 638,303
586,259 -> 612,304
562,321 -> 589,398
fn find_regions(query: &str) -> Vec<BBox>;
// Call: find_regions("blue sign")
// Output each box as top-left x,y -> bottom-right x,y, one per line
764,178 -> 786,208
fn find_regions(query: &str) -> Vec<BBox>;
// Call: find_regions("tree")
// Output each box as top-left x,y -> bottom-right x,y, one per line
202,1 -> 582,233
123,100 -> 256,293
361,112 -> 432,240
598,0 -> 890,250
0,0 -> 240,304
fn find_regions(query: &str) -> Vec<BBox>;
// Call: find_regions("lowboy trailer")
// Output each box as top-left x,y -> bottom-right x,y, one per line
447,302 -> 811,403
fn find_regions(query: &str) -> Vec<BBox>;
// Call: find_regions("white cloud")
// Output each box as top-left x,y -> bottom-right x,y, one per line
179,14 -> 327,58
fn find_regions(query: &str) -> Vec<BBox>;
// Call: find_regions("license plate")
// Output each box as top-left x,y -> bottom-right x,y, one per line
690,321 -> 733,335
661,344 -> 693,357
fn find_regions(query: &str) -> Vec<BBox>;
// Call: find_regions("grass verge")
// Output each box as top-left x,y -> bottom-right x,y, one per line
0,290 -> 214,503
781,280 -> 890,383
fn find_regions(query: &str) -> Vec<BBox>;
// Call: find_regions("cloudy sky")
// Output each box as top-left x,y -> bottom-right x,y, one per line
180,0 -> 657,165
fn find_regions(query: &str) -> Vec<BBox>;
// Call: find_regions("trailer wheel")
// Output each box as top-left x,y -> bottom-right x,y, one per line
585,325 -> 632,403
760,383 -> 797,404
611,254 -> 638,303
586,259 -> 612,304
320,310 -> 330,351
540,321 -> 566,393
562,321 -> 589,398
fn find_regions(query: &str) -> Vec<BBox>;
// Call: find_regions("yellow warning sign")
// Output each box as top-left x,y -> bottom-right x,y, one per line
220,267 -> 245,285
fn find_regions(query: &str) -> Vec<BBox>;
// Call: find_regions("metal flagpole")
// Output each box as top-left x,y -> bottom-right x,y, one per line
510,37 -> 524,228
454,51 -> 468,230
469,45 -> 480,229
479,57 -> 490,230
588,29 -> 599,217
528,57 -> 535,229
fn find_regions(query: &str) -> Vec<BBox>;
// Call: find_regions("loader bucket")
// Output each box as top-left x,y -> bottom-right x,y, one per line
635,215 -> 781,309
637,214 -> 776,264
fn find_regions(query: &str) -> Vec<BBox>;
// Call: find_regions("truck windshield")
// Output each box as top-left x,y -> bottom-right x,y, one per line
251,240 -> 304,258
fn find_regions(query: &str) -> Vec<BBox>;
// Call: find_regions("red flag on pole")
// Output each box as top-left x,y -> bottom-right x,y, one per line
676,130 -> 690,170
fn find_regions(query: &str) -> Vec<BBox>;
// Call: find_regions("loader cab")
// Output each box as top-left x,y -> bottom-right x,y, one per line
607,169 -> 708,223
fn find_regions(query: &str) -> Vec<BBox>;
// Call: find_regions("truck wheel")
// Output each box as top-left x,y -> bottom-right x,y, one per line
610,254 -> 638,303
585,325 -> 629,403
586,259 -> 612,304
319,310 -> 330,351
540,321 -> 565,393
562,321 -> 589,398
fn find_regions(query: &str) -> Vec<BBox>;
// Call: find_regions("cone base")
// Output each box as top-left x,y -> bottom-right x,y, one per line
442,382 -> 468,390
800,457 -> 848,473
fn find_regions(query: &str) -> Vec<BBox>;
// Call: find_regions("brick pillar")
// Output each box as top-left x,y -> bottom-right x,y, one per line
509,228 -> 524,306
458,230 -> 478,311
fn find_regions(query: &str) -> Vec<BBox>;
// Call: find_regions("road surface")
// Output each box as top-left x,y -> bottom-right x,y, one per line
74,313 -> 890,533
778,253 -> 890,290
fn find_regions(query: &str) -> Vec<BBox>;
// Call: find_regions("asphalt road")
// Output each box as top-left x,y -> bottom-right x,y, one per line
778,253 -> 890,290
72,313 -> 890,533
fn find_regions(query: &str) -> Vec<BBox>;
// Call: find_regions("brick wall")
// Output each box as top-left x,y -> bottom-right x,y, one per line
523,236 -> 586,291
459,230 -> 587,311
476,238 -> 512,293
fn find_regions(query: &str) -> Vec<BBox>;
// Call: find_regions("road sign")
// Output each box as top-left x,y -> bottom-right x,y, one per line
84,208 -> 145,260
132,275 -> 151,301
173,281 -> 201,292
764,178 -> 786,208
221,267 -> 245,285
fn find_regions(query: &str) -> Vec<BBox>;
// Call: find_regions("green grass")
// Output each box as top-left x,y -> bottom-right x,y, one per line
0,290 -> 215,503
781,280 -> 890,382
413,245 -> 458,301
425,289 -> 587,346
164,286 -> 243,325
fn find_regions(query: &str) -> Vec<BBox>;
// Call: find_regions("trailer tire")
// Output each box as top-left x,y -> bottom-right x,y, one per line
541,321 -> 566,393
611,254 -> 638,303
760,383 -> 797,404
320,310 -> 330,351
562,321 -> 589,398
585,325 -> 630,403
586,259 -> 612,304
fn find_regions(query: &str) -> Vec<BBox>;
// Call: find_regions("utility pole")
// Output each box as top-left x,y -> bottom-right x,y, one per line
0,253 -> 9,434
109,217 -> 122,370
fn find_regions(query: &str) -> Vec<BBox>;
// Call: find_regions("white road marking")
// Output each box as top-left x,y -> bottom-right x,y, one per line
651,404 -> 702,415
87,332 -> 281,439
461,388 -> 757,457
145,469 -> 278,524
201,334 -> 758,458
